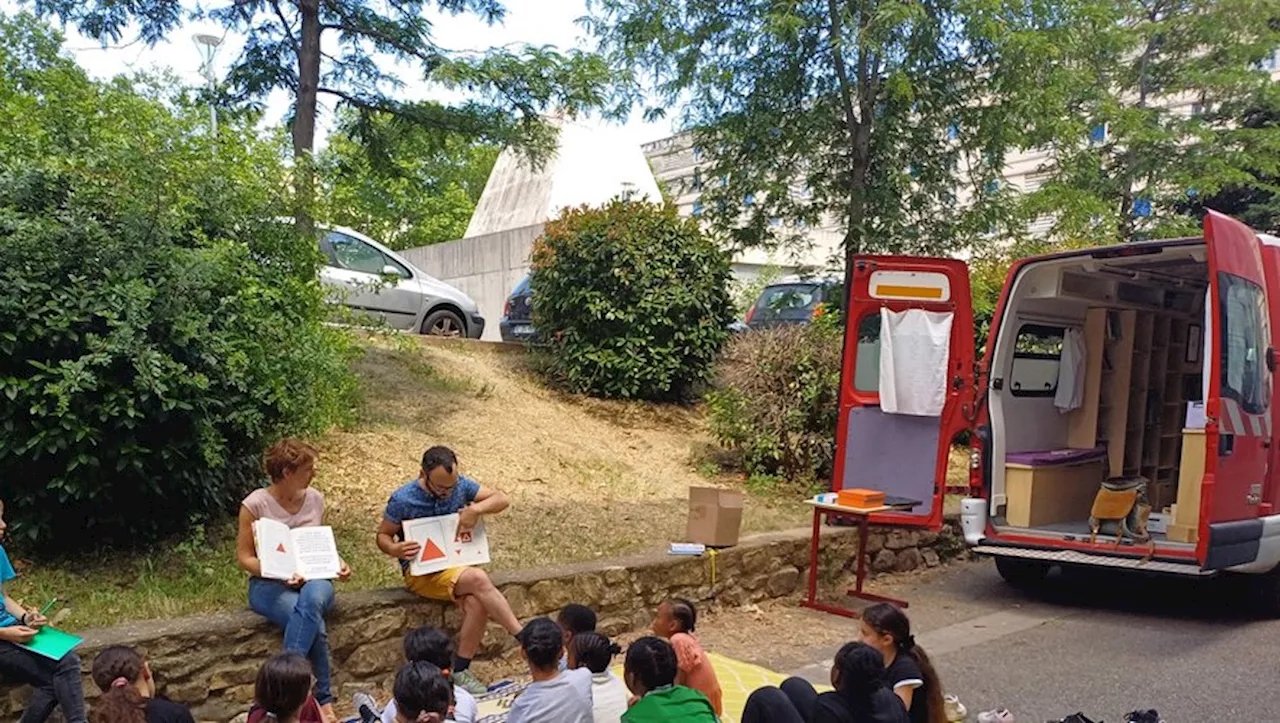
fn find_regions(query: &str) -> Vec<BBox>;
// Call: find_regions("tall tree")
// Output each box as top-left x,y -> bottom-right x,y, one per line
33,0 -> 618,221
319,109 -> 499,249
1019,0 -> 1280,244
1177,102 -> 1280,234
586,0 -> 1075,267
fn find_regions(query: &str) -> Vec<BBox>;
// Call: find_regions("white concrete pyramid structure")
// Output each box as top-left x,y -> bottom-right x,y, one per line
464,116 -> 663,238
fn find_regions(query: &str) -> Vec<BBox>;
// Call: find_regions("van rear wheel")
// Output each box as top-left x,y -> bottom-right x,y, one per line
1247,565 -> 1280,617
994,556 -> 1051,588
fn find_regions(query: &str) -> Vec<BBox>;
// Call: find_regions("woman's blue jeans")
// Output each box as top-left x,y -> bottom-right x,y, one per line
248,577 -> 335,705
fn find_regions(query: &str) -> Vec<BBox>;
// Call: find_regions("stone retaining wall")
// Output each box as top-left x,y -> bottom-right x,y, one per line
3,522 -> 962,722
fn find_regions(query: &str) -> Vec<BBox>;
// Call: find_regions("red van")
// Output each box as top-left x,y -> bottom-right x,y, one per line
834,211 -> 1280,611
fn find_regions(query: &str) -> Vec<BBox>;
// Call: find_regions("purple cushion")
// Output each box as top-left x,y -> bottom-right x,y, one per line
1006,446 -> 1107,467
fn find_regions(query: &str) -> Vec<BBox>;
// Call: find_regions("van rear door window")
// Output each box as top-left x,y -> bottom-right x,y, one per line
1010,323 -> 1065,397
1219,272 -> 1270,414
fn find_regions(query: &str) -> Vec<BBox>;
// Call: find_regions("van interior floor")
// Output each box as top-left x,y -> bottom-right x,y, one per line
991,516 -> 1192,548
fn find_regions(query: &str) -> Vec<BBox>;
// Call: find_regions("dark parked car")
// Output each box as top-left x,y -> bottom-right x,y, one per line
500,274 -> 749,343
499,276 -> 536,343
744,278 -> 842,329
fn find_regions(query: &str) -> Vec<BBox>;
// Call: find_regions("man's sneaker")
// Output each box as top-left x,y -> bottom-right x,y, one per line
945,695 -> 968,722
453,668 -> 489,695
977,709 -> 1014,723
352,691 -> 381,723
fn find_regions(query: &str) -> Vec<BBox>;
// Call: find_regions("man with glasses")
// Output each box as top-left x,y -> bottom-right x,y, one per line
376,446 -> 523,695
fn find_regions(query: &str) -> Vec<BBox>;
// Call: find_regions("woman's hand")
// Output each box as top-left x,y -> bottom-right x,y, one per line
337,562 -> 351,582
285,574 -> 306,590
0,626 -> 38,644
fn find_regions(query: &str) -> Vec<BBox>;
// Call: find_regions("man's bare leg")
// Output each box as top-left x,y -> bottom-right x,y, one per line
455,593 -> 487,660
454,567 -> 522,635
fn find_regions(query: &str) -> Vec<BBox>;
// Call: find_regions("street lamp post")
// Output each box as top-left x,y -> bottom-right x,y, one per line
193,33 -> 222,137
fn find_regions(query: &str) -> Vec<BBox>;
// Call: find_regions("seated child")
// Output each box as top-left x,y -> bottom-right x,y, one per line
741,642 -> 908,723
507,617 -> 592,723
652,597 -> 722,716
387,662 -> 453,723
247,652 -> 324,723
621,637 -> 717,723
0,499 -> 87,723
358,627 -> 475,723
556,603 -> 597,671
861,603 -> 946,723
568,632 -> 627,723
89,645 -> 195,723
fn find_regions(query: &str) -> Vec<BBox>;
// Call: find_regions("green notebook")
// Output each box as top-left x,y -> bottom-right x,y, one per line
16,626 -> 82,661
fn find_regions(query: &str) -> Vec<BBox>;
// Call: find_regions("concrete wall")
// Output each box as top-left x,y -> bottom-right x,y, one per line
400,224 -> 544,341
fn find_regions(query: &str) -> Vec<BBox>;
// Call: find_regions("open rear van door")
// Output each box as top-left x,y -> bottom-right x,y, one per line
1202,211 -> 1272,569
833,256 -> 976,530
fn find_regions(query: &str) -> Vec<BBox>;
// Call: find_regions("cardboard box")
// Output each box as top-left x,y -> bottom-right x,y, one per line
1146,513 -> 1169,534
687,487 -> 744,547
837,488 -> 885,509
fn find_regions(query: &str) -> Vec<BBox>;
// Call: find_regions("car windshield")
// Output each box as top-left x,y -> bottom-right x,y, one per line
753,283 -> 822,321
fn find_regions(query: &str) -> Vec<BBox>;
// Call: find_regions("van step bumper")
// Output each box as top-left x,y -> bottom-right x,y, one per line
973,544 -> 1213,576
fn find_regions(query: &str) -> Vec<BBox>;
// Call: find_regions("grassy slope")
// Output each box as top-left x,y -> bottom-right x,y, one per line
9,338 -> 810,630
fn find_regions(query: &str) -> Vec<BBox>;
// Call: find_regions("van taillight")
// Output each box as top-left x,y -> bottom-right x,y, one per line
503,298 -> 511,317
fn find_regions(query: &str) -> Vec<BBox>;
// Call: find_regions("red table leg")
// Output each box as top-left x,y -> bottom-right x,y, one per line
846,514 -> 909,608
800,508 -> 862,619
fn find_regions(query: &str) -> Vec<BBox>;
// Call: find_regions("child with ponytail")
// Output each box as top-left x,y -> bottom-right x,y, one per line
90,646 -> 194,723
568,632 -> 627,723
860,603 -> 947,723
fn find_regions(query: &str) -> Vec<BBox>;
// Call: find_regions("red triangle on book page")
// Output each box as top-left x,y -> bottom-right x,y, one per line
419,538 -> 447,563
276,543 -> 287,554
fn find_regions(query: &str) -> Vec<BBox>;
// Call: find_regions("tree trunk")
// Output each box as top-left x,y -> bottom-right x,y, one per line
293,0 -> 322,232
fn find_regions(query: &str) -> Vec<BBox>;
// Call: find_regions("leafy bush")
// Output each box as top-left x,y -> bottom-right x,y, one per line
0,15 -> 357,550
705,315 -> 842,483
530,199 -> 734,401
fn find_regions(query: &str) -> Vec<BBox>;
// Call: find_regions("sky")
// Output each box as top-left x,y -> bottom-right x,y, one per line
1,0 -> 677,151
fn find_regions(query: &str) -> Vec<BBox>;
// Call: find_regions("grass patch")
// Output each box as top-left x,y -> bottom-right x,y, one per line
13,337 -> 811,631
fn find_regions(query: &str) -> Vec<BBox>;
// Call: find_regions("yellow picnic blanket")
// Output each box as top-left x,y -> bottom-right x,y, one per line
475,652 -> 831,723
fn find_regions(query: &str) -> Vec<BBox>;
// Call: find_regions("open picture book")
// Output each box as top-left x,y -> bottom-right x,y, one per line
403,513 -> 490,576
252,518 -> 342,580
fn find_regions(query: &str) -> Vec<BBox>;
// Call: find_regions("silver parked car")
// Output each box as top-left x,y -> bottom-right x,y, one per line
318,226 -> 485,338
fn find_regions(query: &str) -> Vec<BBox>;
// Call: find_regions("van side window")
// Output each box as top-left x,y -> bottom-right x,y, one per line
1219,273 -> 1270,414
853,313 -> 882,392
1010,324 -> 1064,397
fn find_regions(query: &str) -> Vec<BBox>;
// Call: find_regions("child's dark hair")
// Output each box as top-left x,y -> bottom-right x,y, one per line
517,617 -> 564,670
862,603 -> 947,723
254,652 -> 314,720
831,642 -> 888,706
393,661 -> 452,722
89,646 -> 147,723
422,446 -> 457,474
570,632 -> 622,674
404,626 -> 453,669
666,597 -> 697,632
624,636 -> 678,691
557,603 -> 597,636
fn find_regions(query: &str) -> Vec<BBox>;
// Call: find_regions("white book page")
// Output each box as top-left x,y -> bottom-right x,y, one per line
290,526 -> 341,580
253,518 -> 297,580
404,514 -> 490,576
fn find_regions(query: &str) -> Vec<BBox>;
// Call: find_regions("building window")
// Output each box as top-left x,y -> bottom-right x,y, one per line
985,179 -> 1001,194
743,193 -> 755,207
692,201 -> 703,216
1133,198 -> 1152,217
691,168 -> 703,191
693,145 -> 704,161
1089,124 -> 1107,143
946,123 -> 960,140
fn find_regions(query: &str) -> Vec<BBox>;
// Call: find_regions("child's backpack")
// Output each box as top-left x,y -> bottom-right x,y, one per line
1088,477 -> 1154,558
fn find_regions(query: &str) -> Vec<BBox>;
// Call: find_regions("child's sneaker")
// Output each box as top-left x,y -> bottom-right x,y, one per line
352,691 -> 380,723
977,709 -> 1014,723
453,668 -> 489,695
945,694 -> 969,722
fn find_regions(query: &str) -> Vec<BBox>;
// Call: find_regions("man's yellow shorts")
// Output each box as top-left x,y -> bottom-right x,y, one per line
404,566 -> 466,601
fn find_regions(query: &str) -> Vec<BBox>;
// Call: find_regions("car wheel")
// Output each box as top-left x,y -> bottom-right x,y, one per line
994,556 -> 1051,588
422,309 -> 465,337
1246,564 -> 1280,617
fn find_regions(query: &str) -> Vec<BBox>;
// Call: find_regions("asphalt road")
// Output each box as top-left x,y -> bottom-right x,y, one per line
774,559 -> 1280,722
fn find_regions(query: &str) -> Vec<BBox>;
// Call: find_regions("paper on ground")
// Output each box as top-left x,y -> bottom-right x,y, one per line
403,513 -> 490,576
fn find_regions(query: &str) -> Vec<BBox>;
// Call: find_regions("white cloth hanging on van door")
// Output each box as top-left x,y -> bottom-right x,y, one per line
879,308 -> 953,416
1054,327 -> 1086,413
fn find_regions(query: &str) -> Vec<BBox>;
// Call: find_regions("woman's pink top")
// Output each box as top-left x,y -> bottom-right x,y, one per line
242,487 -> 325,528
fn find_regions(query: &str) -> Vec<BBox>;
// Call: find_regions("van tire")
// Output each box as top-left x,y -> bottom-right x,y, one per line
994,556 -> 1051,588
1247,565 -> 1280,617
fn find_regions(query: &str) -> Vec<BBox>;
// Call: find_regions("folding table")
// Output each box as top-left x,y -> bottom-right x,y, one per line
799,496 -> 920,619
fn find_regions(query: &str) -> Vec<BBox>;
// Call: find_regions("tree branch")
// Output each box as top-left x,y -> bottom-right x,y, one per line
267,0 -> 300,52
826,0 -> 858,139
